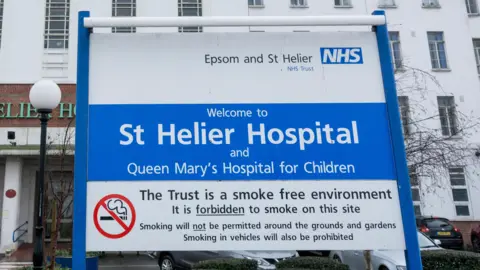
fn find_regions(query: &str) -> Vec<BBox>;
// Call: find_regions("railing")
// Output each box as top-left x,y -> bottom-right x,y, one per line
12,221 -> 28,243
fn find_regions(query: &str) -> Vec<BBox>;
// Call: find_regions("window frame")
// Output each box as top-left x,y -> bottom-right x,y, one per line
290,0 -> 308,8
448,167 -> 471,217
409,166 -> 422,216
248,0 -> 264,7
422,0 -> 440,8
398,96 -> 411,137
378,0 -> 396,8
112,0 -> 137,33
44,170 -> 74,242
427,32 -> 449,70
389,31 -> 403,70
178,0 -> 203,33
334,0 -> 352,7
436,96 -> 458,137
44,0 -> 70,50
466,0 -> 479,14
473,39 -> 480,74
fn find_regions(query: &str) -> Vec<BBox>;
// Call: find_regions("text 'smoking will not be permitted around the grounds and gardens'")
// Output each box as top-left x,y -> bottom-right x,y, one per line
72,11 -> 424,270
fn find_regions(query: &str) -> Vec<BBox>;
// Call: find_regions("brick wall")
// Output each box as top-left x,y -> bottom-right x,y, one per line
451,221 -> 480,247
0,84 -> 76,127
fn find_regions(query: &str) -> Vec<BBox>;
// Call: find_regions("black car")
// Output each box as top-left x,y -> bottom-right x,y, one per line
416,216 -> 464,250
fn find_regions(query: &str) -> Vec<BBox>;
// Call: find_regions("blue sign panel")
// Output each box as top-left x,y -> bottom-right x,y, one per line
87,103 -> 395,181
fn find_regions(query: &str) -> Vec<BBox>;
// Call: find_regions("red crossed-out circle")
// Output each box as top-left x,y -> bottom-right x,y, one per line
93,194 -> 136,239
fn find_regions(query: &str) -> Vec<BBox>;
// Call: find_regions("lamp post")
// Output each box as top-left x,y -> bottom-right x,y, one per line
29,79 -> 61,269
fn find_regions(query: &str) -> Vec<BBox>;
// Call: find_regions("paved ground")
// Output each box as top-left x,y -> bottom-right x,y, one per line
0,248 -> 159,270
99,252 -> 158,269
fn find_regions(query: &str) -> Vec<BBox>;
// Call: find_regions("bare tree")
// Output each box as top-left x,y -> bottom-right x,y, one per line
43,117 -> 75,269
396,65 -> 480,188
362,66 -> 480,267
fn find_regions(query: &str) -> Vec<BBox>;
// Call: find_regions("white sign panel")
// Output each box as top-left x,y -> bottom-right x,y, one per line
86,181 -> 404,251
85,32 -> 406,251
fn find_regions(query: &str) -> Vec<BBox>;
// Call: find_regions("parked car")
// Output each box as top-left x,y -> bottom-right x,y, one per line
471,223 -> 480,252
157,250 -> 299,270
416,216 -> 464,250
329,231 -> 442,270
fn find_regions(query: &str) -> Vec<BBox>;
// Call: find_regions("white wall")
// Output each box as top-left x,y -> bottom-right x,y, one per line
0,0 -> 480,222
0,128 -> 74,146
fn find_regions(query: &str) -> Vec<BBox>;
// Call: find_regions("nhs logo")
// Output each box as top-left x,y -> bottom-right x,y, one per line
320,47 -> 363,64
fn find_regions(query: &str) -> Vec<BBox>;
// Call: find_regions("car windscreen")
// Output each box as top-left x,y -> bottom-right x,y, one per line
424,218 -> 453,230
418,232 -> 437,248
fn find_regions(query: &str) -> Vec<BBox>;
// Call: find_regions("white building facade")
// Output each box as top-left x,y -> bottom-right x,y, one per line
0,0 -> 480,253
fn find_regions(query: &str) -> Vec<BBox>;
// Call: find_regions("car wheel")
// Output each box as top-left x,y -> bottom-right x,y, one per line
379,266 -> 389,270
332,254 -> 342,263
472,236 -> 480,252
159,254 -> 175,270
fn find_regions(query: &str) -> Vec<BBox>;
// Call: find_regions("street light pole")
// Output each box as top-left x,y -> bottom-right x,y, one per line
29,79 -> 62,270
32,110 -> 51,269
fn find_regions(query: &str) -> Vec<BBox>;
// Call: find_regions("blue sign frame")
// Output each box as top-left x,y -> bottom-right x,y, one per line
72,10 -> 423,270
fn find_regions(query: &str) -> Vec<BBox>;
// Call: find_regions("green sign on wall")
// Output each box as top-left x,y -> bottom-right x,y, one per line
0,102 -> 76,119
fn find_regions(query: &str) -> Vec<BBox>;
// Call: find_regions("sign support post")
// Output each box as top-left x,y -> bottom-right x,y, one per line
372,10 -> 422,270
73,10 -> 90,270
73,10 -> 423,270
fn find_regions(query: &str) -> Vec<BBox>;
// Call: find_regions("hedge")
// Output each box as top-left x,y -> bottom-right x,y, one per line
422,250 -> 480,270
275,256 -> 349,270
192,258 -> 258,270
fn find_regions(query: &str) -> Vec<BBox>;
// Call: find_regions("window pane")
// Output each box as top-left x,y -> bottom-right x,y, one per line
409,166 -> 418,186
411,189 -> 420,201
455,205 -> 470,216
44,0 -> 70,49
414,205 -> 422,216
450,176 -> 466,186
179,0 -> 202,32
452,189 -> 469,202
45,39 -> 67,49
112,0 -> 136,33
115,8 -> 134,16
59,221 -> 73,239
449,167 -> 464,173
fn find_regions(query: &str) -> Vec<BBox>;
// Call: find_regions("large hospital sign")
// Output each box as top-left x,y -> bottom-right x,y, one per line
72,11 -> 423,270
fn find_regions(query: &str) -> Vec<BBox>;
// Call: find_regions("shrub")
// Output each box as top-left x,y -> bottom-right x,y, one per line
422,249 -> 480,270
275,256 -> 349,270
192,258 -> 257,270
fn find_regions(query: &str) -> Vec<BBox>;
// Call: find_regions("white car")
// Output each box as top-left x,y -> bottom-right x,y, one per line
329,232 -> 442,270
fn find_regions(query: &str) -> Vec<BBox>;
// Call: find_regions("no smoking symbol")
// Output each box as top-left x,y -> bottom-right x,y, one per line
93,194 -> 136,239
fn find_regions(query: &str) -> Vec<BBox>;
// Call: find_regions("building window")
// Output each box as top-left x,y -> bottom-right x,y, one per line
335,0 -> 352,7
112,0 -> 136,33
389,32 -> 403,70
44,0 -> 70,49
178,0 -> 202,33
466,0 -> 479,14
473,39 -> 480,74
409,166 -> 422,216
437,96 -> 458,137
378,0 -> 396,7
427,32 -> 448,69
0,0 -> 3,48
44,171 -> 73,242
291,0 -> 308,7
398,96 -> 410,136
449,167 -> 470,216
249,0 -> 264,7
422,0 -> 440,8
